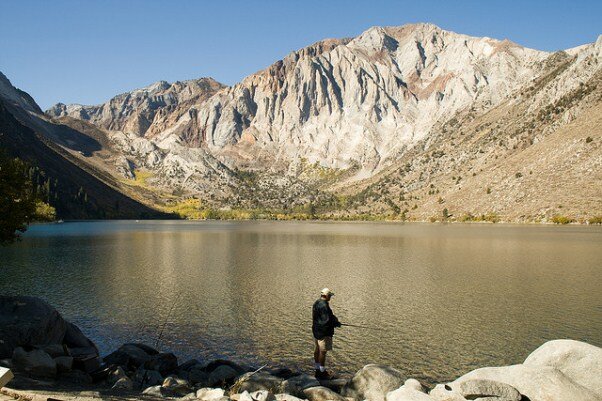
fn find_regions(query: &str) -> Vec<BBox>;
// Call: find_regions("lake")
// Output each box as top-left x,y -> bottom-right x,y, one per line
1,220 -> 601,384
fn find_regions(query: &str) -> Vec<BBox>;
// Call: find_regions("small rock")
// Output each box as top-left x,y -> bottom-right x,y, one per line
134,367 -> 164,387
196,387 -> 226,401
54,356 -> 73,373
208,364 -> 240,386
180,393 -> 197,400
303,386 -> 347,401
251,390 -> 276,401
142,385 -> 164,397
12,347 -> 56,378
112,376 -> 134,390
162,375 -> 193,397
145,352 -> 178,375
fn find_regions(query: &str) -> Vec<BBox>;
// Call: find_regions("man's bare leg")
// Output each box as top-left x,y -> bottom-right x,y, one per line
319,350 -> 327,369
314,344 -> 320,364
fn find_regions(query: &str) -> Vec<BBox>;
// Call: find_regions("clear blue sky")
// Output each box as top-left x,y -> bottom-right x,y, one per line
1,0 -> 600,110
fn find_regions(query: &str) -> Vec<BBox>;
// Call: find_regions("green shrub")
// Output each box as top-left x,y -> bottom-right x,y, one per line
551,215 -> 573,225
588,216 -> 602,225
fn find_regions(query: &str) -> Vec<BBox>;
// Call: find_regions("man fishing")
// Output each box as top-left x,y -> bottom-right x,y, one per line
312,287 -> 341,379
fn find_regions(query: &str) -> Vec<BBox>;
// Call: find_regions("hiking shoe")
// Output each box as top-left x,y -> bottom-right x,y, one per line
315,370 -> 335,380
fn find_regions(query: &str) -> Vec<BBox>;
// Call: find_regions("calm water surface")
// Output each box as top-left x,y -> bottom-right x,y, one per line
1,221 -> 601,384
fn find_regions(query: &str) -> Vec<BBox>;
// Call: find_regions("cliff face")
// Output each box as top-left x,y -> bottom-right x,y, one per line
47,78 -> 225,139
187,24 -> 547,172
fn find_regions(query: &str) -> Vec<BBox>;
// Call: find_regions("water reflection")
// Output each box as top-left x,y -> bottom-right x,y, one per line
0,221 -> 600,384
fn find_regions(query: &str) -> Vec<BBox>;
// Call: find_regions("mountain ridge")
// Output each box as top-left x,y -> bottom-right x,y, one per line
2,23 -> 600,222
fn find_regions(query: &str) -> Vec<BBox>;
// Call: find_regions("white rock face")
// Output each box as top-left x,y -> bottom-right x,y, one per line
523,339 -> 602,396
176,23 -> 547,171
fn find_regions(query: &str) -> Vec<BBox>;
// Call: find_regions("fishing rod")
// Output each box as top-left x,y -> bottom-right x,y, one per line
340,323 -> 384,331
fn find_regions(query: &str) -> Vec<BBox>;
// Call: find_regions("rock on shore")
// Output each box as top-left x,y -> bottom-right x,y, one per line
1,296 -> 601,401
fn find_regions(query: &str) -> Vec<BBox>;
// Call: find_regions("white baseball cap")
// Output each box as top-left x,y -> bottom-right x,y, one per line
321,288 -> 335,296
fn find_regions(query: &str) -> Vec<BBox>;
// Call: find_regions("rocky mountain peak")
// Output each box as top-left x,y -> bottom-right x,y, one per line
0,72 -> 42,114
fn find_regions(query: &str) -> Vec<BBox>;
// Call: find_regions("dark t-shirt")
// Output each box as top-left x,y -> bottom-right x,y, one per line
312,298 -> 340,339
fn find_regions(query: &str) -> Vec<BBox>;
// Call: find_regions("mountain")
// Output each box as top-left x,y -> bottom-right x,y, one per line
9,23 -> 602,222
0,72 -> 168,219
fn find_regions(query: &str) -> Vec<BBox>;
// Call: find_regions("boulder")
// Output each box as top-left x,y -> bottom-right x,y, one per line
54,356 -> 73,373
205,359 -> 248,375
282,374 -> 320,397
178,359 -> 201,371
12,347 -> 57,378
454,363 -> 599,401
162,375 -> 193,397
196,387 -> 226,401
63,322 -> 98,355
447,379 -> 520,401
133,367 -> 164,387
112,376 -> 134,390
104,344 -> 152,369
428,384 -> 466,401
303,386 -> 348,401
145,352 -> 178,375
0,296 -> 67,358
0,366 -> 14,388
523,339 -> 602,395
124,343 -> 159,355
189,365 -> 210,385
41,344 -> 67,358
251,390 -> 276,401
208,364 -> 240,386
341,364 -> 405,401
235,372 -> 284,393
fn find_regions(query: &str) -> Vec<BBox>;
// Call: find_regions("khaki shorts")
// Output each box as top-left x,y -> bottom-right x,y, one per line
315,336 -> 333,352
